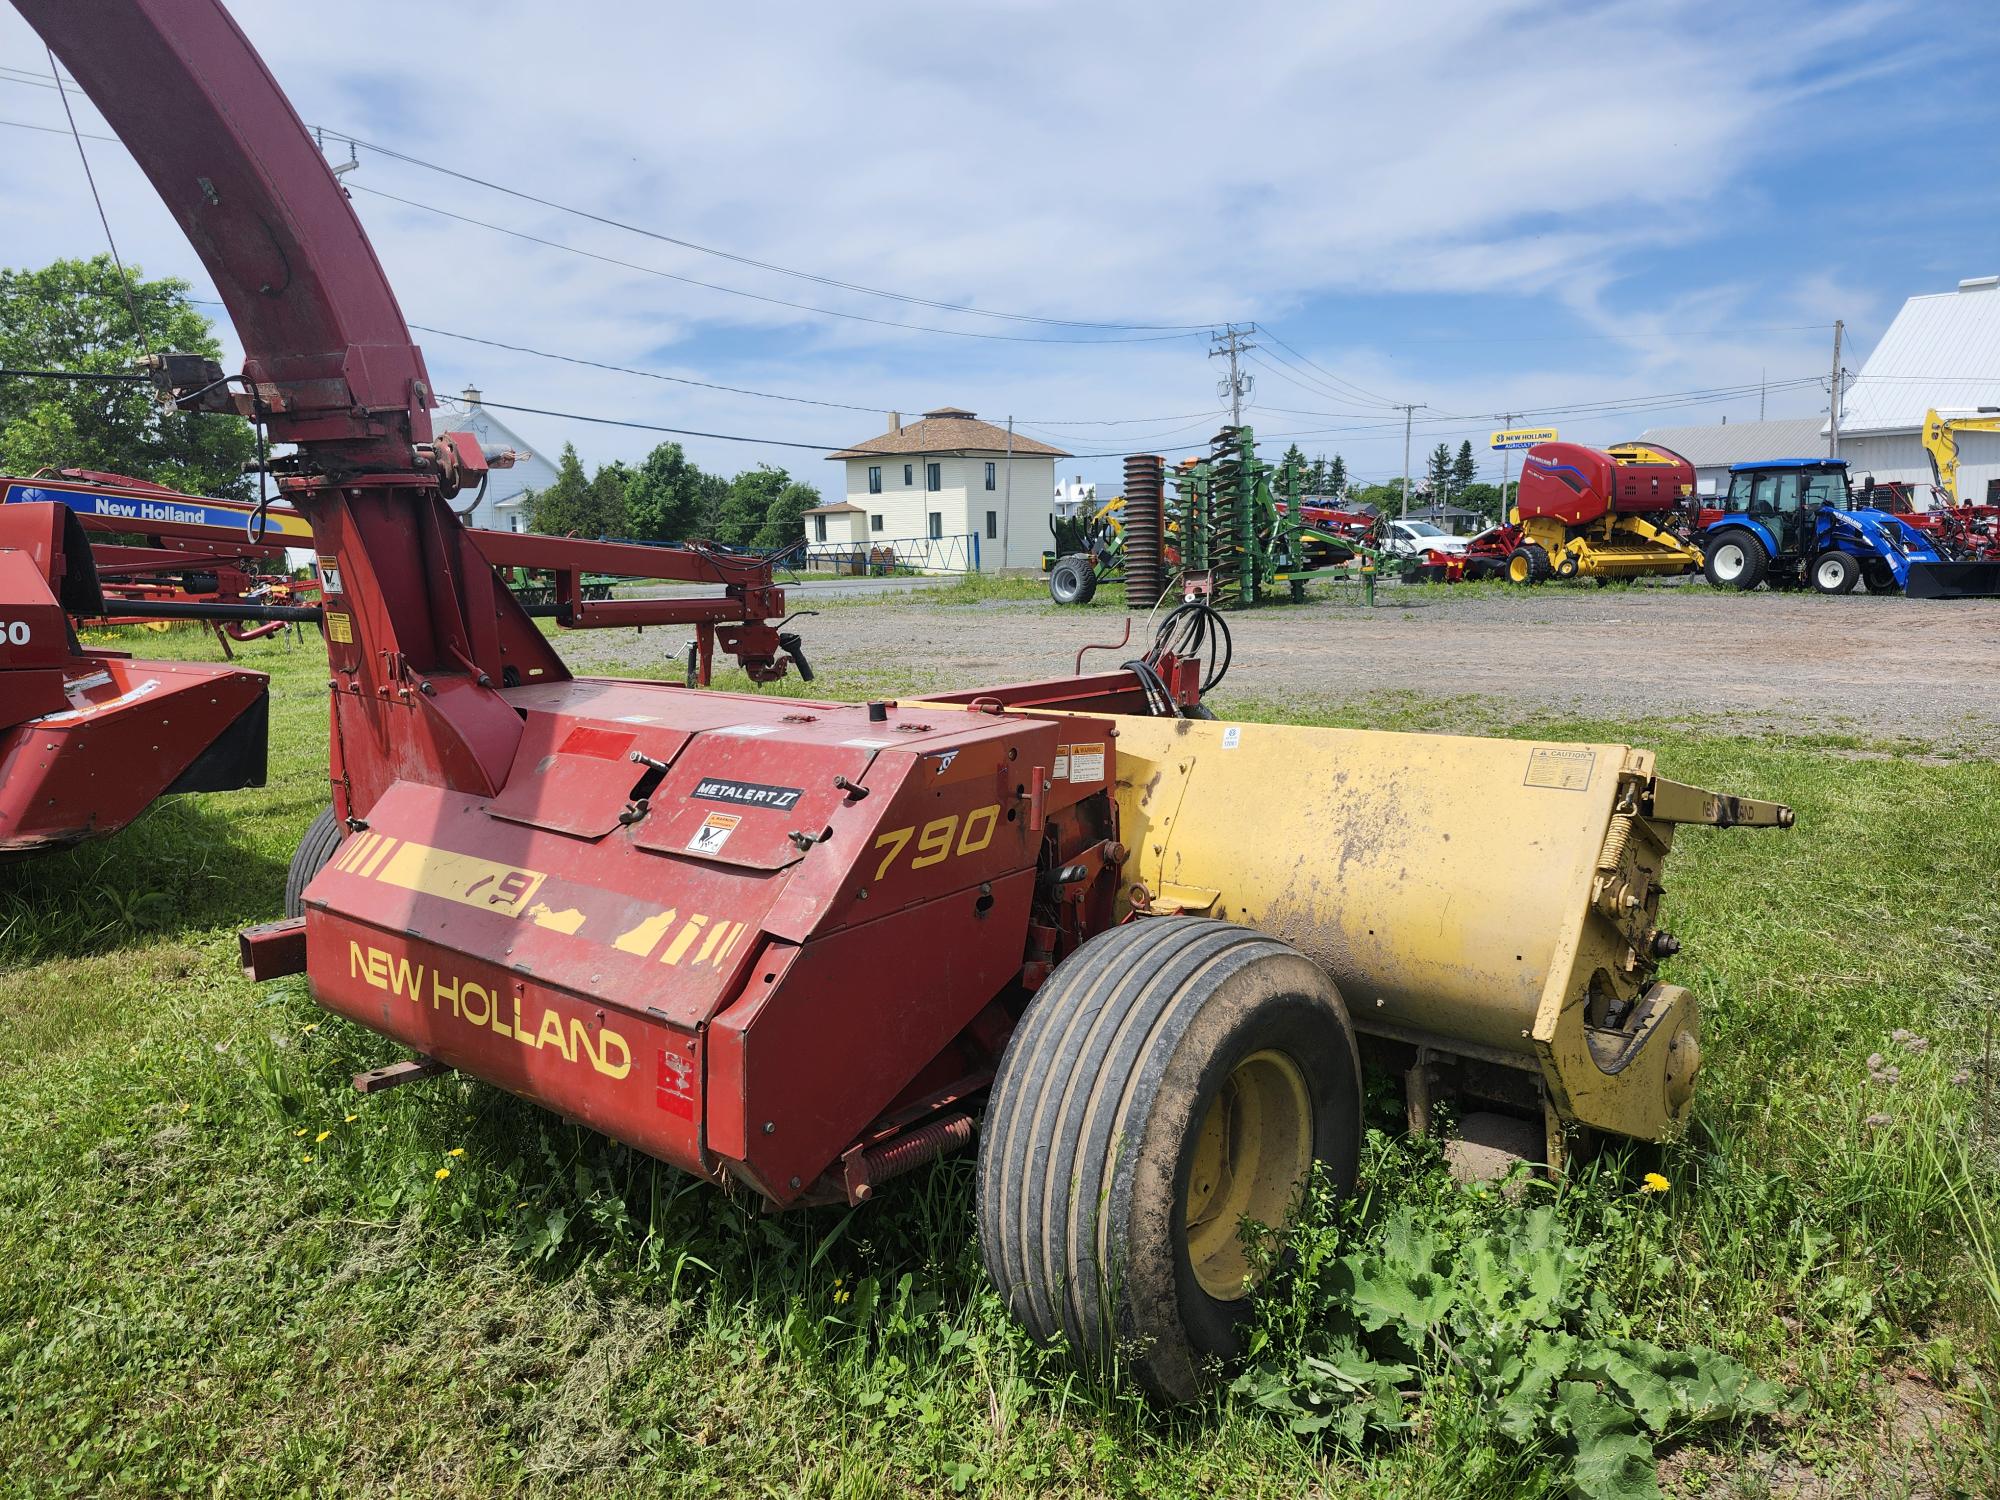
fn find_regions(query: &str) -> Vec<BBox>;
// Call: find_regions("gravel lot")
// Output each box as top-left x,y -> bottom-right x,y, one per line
566,580 -> 2000,753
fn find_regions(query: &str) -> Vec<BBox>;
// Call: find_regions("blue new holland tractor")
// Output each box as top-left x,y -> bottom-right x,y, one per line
1700,458 -> 2000,599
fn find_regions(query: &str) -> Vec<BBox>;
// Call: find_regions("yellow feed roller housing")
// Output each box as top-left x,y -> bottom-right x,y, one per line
1091,715 -> 1791,1146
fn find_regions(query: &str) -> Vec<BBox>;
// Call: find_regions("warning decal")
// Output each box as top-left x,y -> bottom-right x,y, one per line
317,556 -> 344,594
1054,742 -> 1106,783
656,1046 -> 696,1119
685,811 -> 741,855
1524,746 -> 1595,791
325,611 -> 353,644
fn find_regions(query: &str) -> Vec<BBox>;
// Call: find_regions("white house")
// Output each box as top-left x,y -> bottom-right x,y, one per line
434,386 -> 561,533
1054,474 -> 1098,520
822,407 -> 1069,571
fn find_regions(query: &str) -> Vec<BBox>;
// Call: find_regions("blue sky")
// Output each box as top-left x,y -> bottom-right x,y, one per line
2,0 -> 1995,499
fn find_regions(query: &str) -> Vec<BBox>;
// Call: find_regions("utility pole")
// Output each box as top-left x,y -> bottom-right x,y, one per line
1210,324 -> 1255,426
1828,320 -> 1844,460
1495,411 -> 1521,522
1000,416 -> 1014,574
1398,403 -> 1426,518
1759,368 -> 1766,422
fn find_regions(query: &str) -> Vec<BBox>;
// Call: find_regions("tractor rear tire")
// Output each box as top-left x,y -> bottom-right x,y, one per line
1049,554 -> 1097,605
978,917 -> 1362,1403
285,806 -> 347,919
1505,543 -> 1551,585
1702,530 -> 1768,591
1861,559 -> 1899,594
1810,550 -> 1860,595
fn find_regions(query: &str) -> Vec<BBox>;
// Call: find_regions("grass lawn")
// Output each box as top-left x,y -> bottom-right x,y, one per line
2,616 -> 1995,1498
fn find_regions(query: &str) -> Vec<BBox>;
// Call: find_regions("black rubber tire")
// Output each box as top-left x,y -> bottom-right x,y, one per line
1861,559 -> 1899,594
1505,543 -> 1551,585
1553,552 -> 1580,580
1049,554 -> 1097,605
1702,529 -> 1768,591
285,806 -> 346,919
1809,550 -> 1860,595
978,918 -> 1362,1403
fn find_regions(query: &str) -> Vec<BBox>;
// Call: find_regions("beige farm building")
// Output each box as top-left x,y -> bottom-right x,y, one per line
815,408 -> 1069,571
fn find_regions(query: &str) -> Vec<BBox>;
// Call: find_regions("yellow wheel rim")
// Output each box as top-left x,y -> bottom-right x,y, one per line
1508,555 -> 1529,583
1183,1049 -> 1313,1300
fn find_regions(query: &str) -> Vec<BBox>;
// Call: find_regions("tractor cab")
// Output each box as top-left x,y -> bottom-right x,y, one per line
1716,459 -> 1848,564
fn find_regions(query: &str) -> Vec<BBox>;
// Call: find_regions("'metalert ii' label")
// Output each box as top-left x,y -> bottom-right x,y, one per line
690,777 -> 803,811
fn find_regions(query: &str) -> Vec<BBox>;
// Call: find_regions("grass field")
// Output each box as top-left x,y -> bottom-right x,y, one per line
2,617 -> 1996,1498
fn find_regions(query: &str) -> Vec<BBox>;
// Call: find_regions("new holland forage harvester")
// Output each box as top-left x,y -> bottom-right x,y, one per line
19,0 -> 1797,1400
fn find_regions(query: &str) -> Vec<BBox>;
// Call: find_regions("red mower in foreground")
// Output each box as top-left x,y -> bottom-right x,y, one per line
0,500 -> 268,857
18,0 -> 1796,1401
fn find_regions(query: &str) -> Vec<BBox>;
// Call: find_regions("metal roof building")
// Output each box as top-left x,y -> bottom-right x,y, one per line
1838,275 -> 2000,434
1646,276 -> 2000,505
1638,418 -> 1826,493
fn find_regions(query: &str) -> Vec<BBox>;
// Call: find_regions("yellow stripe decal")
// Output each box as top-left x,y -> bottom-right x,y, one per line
613,908 -> 677,957
694,920 -> 731,966
528,903 -> 587,934
372,840 -> 549,919
660,914 -> 709,966
357,834 -> 399,879
713,921 -> 748,968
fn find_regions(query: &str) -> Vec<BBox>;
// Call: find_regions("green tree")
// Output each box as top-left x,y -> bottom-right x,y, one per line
526,442 -> 592,535
625,441 -> 707,542
1326,454 -> 1348,501
1451,440 -> 1478,499
0,255 -> 257,497
690,472 -> 729,538
717,464 -> 788,546
1424,443 -> 1453,508
1279,441 -> 1308,480
755,478 -> 823,550
585,459 -> 632,539
1305,454 -> 1326,493
1351,481 -> 1404,514
1458,481 -> 1502,523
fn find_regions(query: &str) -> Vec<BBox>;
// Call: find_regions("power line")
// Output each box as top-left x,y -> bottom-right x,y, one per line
45,49 -> 147,355
469,398 -> 846,451
314,125 -> 1218,335
1255,323 -> 1403,407
348,183 -> 1204,346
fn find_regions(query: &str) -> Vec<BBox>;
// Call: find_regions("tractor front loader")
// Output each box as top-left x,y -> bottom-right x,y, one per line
26,0 -> 1796,1404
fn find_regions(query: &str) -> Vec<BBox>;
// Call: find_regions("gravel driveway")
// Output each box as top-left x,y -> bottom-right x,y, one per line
563,580 -> 2000,753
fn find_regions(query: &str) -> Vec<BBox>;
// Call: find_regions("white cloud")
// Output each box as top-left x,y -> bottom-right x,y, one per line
0,0 -> 1927,494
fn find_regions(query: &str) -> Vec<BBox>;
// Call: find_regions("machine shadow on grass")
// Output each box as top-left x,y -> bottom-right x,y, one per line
0,792 -> 290,965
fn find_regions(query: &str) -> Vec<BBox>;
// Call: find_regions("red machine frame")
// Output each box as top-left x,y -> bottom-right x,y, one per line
16,0 -> 1206,1206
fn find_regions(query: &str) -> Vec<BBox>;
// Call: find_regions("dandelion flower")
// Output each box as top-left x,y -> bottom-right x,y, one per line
294,1128 -> 308,1137
315,1130 -> 331,1143
1640,1172 -> 1670,1194
302,1155 -> 313,1164
434,1167 -> 451,1182
344,1114 -> 358,1124
447,1147 -> 465,1158
178,1103 -> 190,1114
302,1023 -> 319,1034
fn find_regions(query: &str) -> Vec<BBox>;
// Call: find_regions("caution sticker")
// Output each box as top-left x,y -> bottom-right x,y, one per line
1054,742 -> 1106,783
325,610 -> 353,644
685,811 -> 741,855
1524,746 -> 1595,791
317,556 -> 344,595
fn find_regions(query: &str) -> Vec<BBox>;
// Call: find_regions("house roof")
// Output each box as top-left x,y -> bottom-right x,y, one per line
828,406 -> 1070,460
1837,277 -> 2000,435
802,502 -> 865,515
1637,418 -> 1827,468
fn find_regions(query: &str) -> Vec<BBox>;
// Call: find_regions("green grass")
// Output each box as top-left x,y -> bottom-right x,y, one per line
2,623 -> 1996,1497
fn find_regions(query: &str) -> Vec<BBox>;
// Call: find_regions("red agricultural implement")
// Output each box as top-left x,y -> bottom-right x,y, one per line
0,499 -> 268,856
17,0 -> 1797,1400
